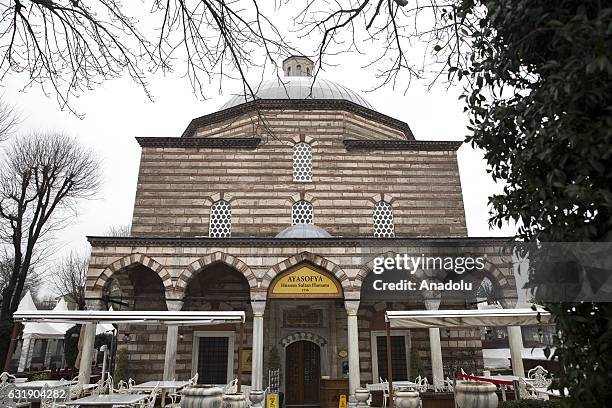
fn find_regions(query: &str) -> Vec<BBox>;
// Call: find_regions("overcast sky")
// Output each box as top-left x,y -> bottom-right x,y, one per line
1,9 -> 517,281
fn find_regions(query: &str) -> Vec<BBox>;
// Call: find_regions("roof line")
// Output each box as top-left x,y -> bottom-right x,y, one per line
180,99 -> 415,139
136,137 -> 261,148
343,139 -> 463,151
88,235 -> 516,247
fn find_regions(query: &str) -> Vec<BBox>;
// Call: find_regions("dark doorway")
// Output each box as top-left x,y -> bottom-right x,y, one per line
285,341 -> 321,406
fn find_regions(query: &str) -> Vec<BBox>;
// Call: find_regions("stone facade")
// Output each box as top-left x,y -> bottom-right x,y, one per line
131,108 -> 466,238
85,84 -> 518,395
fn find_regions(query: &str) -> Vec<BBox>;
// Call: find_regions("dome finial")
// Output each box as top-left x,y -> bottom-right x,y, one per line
283,55 -> 314,77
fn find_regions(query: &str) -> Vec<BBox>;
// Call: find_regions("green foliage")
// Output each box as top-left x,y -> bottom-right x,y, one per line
410,348 -> 425,377
113,348 -> 129,386
457,1 -> 612,406
64,325 -> 81,368
499,401 -> 564,408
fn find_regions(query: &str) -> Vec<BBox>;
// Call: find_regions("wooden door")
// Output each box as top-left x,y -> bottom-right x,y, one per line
286,341 -> 321,406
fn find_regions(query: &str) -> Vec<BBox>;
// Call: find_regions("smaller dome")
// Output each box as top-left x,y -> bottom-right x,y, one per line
275,224 -> 333,238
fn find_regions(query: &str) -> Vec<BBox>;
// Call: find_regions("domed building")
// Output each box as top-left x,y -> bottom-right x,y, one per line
85,56 -> 519,404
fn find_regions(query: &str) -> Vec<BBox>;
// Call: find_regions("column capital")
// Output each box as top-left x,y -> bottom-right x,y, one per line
251,300 -> 266,316
500,297 -> 518,309
344,300 -> 360,315
422,290 -> 441,311
166,299 -> 184,312
85,298 -> 105,311
165,289 -> 185,311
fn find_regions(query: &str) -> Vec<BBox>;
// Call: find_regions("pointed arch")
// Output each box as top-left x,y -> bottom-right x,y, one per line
176,251 -> 256,291
261,251 -> 350,290
91,253 -> 172,292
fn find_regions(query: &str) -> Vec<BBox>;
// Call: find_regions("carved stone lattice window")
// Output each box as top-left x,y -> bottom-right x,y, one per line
373,201 -> 395,237
292,200 -> 313,225
209,200 -> 232,238
293,143 -> 313,182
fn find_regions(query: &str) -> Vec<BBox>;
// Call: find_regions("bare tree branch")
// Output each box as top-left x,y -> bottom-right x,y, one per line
0,131 -> 101,364
0,98 -> 19,141
0,1 -> 295,116
295,0 -> 476,92
105,224 -> 130,237
49,250 -> 88,310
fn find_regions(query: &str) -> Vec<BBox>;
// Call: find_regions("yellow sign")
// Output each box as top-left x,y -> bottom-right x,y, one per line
338,394 -> 347,408
269,264 -> 342,298
267,393 -> 279,408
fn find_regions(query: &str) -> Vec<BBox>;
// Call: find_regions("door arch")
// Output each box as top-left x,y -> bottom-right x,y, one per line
285,340 -> 321,406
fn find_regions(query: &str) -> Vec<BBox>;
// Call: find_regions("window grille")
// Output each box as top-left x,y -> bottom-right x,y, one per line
293,143 -> 313,182
209,200 -> 232,238
197,337 -> 229,384
373,201 -> 395,238
292,200 -> 314,225
376,335 -> 409,381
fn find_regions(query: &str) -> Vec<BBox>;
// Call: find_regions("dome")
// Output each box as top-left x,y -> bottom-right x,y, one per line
220,76 -> 374,110
275,224 -> 333,239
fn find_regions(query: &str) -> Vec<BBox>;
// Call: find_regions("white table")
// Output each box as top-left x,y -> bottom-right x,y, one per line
15,380 -> 75,389
131,381 -> 189,407
367,381 -> 419,391
131,380 -> 189,391
393,381 -> 419,390
66,393 -> 147,406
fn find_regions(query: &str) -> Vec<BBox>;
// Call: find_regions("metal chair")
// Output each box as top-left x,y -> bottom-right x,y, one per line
516,378 -> 542,400
137,386 -> 159,408
527,365 -> 552,388
39,384 -> 55,408
0,372 -> 32,408
51,383 -> 84,408
224,378 -> 238,394
189,373 -> 199,386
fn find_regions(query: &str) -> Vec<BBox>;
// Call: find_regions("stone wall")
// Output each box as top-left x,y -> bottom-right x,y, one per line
88,240 -> 510,384
130,108 -> 466,238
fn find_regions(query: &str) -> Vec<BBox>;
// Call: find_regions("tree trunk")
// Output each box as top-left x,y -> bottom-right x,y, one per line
0,318 -> 14,369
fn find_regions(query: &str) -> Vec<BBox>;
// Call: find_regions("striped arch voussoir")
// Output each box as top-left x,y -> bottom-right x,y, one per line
91,253 -> 172,292
175,251 -> 256,292
353,251 -> 399,290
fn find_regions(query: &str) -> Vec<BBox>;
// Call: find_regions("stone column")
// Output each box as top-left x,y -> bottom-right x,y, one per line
78,323 -> 97,385
78,298 -> 103,386
423,292 -> 444,391
251,300 -> 266,391
345,300 -> 361,396
163,298 -> 184,381
501,299 -> 525,377
507,326 -> 525,377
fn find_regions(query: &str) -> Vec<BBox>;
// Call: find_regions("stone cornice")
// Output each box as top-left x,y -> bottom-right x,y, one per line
343,139 -> 463,151
180,99 -> 415,139
136,137 -> 261,149
88,235 -> 515,248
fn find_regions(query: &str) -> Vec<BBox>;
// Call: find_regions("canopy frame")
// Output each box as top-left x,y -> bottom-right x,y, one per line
8,310 -> 246,387
383,308 -> 552,408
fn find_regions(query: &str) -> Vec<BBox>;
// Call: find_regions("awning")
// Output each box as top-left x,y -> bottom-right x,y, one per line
13,310 -> 246,326
385,308 -> 551,329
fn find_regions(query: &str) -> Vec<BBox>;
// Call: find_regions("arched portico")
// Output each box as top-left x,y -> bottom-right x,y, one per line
90,253 -> 173,294
176,251 -> 257,293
